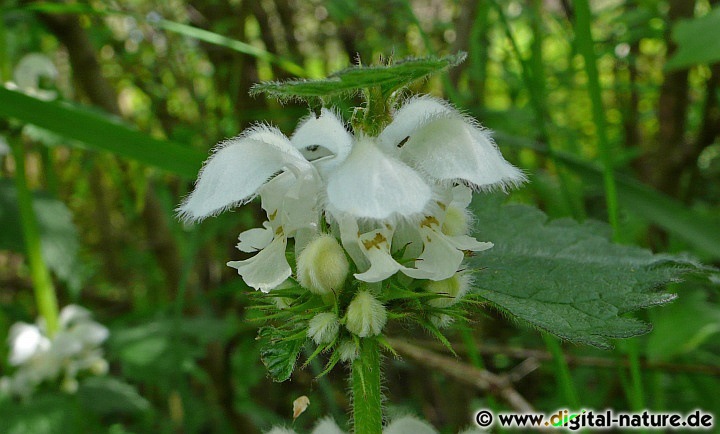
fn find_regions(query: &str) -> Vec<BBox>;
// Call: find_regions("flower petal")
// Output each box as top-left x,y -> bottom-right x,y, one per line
227,234 -> 291,293
400,115 -> 526,190
260,171 -> 321,234
354,229 -> 406,282
237,222 -> 274,253
379,96 -> 452,151
311,417 -> 346,434
8,323 -> 48,366
291,108 -> 353,173
384,416 -> 438,434
381,96 -> 526,190
403,225 -> 465,281
327,138 -> 431,220
177,127 -> 309,222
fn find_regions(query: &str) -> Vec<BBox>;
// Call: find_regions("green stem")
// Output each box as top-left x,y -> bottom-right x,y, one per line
571,0 -> 621,240
543,334 -> 580,408
352,337 -> 383,434
11,140 -> 60,335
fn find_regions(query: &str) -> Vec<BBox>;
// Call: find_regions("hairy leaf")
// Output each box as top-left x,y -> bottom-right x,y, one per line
258,326 -> 306,382
251,53 -> 466,101
469,202 -> 704,349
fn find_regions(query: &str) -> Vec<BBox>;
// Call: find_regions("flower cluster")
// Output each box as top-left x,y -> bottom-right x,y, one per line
178,95 -> 524,342
0,305 -> 109,398
265,415 -> 485,434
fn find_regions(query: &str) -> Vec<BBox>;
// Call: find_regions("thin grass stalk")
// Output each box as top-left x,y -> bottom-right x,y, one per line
11,140 -> 60,335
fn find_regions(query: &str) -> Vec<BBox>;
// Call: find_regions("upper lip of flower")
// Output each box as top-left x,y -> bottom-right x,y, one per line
177,95 -> 526,224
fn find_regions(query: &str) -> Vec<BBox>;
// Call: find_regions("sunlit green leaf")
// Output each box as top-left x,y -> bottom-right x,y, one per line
0,87 -> 204,178
250,53 -> 466,101
469,202 -> 705,349
666,6 -> 720,70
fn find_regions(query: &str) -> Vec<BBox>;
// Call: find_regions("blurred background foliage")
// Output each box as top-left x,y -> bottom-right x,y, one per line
0,0 -> 719,433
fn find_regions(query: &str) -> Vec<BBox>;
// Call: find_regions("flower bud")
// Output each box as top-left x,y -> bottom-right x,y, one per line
345,290 -> 387,337
61,376 -> 79,394
426,272 -> 471,308
307,313 -> 340,345
337,340 -> 359,362
441,206 -> 469,236
297,234 -> 349,295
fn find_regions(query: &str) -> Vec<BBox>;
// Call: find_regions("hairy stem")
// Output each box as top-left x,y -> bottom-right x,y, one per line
352,337 -> 383,434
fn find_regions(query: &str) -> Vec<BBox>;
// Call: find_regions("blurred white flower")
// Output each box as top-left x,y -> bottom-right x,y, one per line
264,415 -> 459,434
9,53 -> 59,100
0,305 -> 109,398
178,96 -> 524,291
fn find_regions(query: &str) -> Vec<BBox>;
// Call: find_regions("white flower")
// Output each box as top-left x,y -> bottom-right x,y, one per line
178,96 -> 524,291
1,305 -> 109,398
264,415 -> 444,434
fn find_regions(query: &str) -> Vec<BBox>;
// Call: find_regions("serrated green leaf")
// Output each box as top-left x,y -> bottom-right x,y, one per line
0,179 -> 84,292
258,326 -> 306,382
666,6 -> 720,70
469,203 -> 704,349
250,53 -> 466,101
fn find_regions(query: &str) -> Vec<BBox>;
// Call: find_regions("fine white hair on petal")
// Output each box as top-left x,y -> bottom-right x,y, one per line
177,127 -> 308,223
326,138 -> 431,220
378,95 -> 453,151
291,108 -> 353,172
399,113 -> 527,191
384,415 -> 439,434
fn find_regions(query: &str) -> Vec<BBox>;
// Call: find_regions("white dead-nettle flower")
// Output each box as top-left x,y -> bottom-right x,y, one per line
178,96 -> 524,291
0,305 -> 109,398
264,415 -> 466,434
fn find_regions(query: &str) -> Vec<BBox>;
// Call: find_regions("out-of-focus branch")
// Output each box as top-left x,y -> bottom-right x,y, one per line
387,338 -> 535,413
411,339 -> 720,377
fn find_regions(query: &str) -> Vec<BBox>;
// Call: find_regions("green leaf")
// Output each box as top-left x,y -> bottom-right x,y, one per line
257,326 -> 306,382
250,53 -> 466,101
495,131 -> 720,259
666,6 -> 720,70
77,377 -> 150,416
0,86 -> 204,178
0,393 -> 84,434
646,287 -> 720,361
0,179 -> 84,292
469,202 -> 704,349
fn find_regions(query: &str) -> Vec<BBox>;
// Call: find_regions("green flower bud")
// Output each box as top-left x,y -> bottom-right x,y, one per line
426,272 -> 471,308
297,234 -> 349,295
308,312 -> 340,345
345,290 -> 387,337
337,340 -> 359,362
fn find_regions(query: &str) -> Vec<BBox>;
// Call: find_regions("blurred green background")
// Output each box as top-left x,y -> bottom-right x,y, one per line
0,0 -> 719,433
